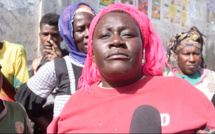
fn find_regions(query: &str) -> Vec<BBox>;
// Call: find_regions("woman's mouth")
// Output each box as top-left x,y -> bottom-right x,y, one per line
106,50 -> 129,60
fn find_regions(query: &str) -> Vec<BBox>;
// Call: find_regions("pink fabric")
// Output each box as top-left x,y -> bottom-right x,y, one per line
78,3 -> 167,90
196,68 -> 210,85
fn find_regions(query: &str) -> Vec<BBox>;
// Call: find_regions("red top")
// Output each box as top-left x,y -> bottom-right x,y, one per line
47,76 -> 215,133
0,94 -> 14,102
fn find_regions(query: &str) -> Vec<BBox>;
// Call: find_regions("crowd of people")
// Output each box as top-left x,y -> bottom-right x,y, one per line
0,2 -> 215,134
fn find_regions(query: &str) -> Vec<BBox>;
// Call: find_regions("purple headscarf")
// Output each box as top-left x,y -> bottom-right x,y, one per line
59,3 -> 96,64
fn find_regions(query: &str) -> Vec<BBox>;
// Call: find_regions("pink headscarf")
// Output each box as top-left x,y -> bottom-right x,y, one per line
78,3 -> 167,90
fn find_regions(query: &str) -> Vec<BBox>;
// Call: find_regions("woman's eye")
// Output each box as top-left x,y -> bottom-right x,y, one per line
183,53 -> 189,55
76,27 -> 84,32
100,34 -> 110,39
122,32 -> 135,38
124,34 -> 132,37
77,29 -> 83,32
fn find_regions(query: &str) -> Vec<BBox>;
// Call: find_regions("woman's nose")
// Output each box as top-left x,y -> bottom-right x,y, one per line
188,54 -> 195,62
109,34 -> 126,48
84,28 -> 89,39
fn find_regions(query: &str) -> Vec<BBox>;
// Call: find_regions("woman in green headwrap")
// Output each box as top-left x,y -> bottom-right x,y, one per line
164,26 -> 215,103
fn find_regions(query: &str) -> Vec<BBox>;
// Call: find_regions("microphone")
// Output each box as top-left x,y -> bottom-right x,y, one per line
129,105 -> 161,133
211,94 -> 215,107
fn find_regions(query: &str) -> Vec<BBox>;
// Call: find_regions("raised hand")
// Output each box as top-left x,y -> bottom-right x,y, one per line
43,40 -> 62,62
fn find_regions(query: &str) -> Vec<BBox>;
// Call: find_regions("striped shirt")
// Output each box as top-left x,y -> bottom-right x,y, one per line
27,55 -> 84,118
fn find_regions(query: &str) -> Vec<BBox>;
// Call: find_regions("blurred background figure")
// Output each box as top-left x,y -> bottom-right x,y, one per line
0,64 -> 32,133
164,26 -> 215,104
15,3 -> 96,133
0,40 -> 29,101
31,13 -> 69,75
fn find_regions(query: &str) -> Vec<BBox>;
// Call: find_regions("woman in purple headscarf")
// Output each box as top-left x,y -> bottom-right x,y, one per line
15,2 -> 96,132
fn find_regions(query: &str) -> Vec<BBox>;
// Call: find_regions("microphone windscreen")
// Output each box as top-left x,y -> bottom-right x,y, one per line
211,94 -> 215,107
129,105 -> 161,133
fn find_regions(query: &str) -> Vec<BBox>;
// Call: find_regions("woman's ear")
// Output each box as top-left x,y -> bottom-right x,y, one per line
93,54 -> 95,62
92,54 -> 97,67
142,49 -> 145,65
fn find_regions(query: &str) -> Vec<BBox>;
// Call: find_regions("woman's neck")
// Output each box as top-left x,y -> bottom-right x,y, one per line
174,69 -> 185,75
99,75 -> 145,89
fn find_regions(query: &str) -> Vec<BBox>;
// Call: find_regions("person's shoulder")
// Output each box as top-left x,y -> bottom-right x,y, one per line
53,57 -> 67,67
146,76 -> 195,91
163,70 -> 174,76
6,42 -> 25,49
67,88 -> 92,102
4,101 -> 25,112
146,76 -> 209,100
32,56 -> 43,70
35,58 -> 55,71
207,69 -> 215,75
5,41 -> 26,53
33,57 -> 43,63
199,68 -> 215,79
147,75 -> 185,82
159,76 -> 192,85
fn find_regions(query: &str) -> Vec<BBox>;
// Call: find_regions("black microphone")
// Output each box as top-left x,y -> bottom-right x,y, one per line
211,94 -> 215,107
129,105 -> 161,133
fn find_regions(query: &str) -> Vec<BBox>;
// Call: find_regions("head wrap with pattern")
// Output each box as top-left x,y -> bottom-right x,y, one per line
78,3 -> 167,90
59,3 -> 96,64
166,26 -> 206,68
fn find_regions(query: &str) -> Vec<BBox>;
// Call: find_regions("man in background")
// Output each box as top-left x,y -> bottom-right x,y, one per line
32,13 -> 69,75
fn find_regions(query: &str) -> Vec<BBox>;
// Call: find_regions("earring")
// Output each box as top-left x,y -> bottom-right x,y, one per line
142,58 -> 145,65
92,61 -> 96,66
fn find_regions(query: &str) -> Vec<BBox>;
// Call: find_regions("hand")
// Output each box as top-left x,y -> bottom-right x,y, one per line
43,40 -> 62,62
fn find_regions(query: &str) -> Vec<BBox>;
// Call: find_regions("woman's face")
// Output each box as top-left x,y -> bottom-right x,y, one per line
175,45 -> 201,75
93,12 -> 143,88
73,12 -> 94,54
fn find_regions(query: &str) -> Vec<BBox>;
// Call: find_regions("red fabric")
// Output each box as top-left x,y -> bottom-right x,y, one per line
0,94 -> 14,102
47,76 -> 215,133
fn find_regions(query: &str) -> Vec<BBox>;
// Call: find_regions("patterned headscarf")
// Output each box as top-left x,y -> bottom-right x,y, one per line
166,26 -> 206,68
59,3 -> 96,64
78,3 -> 167,90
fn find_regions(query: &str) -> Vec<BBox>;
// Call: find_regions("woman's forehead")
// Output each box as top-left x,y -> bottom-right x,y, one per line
95,12 -> 139,29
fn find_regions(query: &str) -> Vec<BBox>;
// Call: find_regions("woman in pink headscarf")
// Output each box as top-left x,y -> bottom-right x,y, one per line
47,3 -> 215,133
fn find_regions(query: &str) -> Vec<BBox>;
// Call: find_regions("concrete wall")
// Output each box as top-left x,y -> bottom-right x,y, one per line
0,0 -> 41,67
0,0 -> 215,71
